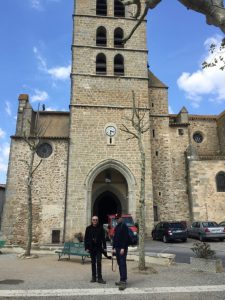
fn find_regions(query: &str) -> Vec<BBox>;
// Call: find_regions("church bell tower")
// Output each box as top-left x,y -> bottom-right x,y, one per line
65,0 -> 154,238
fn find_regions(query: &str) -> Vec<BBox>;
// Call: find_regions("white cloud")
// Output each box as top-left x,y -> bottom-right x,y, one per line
30,0 -> 60,11
47,66 -> 71,80
5,101 -> 12,116
33,46 -> 71,80
0,142 -> 10,174
177,35 -> 225,108
31,89 -> 49,102
31,0 -> 42,10
0,129 -> 6,138
168,105 -> 174,114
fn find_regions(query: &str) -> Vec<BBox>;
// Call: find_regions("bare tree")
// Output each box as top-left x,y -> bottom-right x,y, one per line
119,0 -> 225,43
21,107 -> 49,257
120,91 -> 150,270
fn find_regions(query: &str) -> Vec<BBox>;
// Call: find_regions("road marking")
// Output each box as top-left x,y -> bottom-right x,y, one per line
1,285 -> 225,297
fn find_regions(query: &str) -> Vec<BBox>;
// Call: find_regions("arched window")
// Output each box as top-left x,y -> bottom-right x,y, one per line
114,54 -> 124,76
96,26 -> 107,47
96,0 -> 107,16
96,53 -> 107,74
114,28 -> 124,48
216,171 -> 225,192
114,0 -> 125,17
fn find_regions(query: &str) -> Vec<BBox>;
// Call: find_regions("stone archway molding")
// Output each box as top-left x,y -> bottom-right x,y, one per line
84,159 -> 137,225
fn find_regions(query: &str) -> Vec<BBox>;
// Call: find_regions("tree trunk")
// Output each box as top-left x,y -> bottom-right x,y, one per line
24,150 -> 35,256
138,131 -> 146,270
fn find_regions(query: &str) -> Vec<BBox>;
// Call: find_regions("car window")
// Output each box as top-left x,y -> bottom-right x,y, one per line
202,222 -> 218,228
112,219 -> 117,227
122,217 -> 134,227
168,223 -> 185,229
155,223 -> 161,229
163,223 -> 169,228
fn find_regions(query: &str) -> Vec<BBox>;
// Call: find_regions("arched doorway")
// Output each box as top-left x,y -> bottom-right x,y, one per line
93,191 -> 122,224
85,159 -> 136,226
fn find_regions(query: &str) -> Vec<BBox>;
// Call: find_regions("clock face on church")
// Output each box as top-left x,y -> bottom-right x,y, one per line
105,126 -> 116,137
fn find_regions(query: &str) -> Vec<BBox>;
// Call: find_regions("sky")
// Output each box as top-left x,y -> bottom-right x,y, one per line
0,0 -> 224,183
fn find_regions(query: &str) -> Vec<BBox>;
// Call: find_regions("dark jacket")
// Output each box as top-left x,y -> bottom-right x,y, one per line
84,224 -> 106,251
113,222 -> 129,249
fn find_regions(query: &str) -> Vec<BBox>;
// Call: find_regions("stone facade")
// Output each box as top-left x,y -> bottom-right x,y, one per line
0,184 -> 5,230
1,0 -> 225,245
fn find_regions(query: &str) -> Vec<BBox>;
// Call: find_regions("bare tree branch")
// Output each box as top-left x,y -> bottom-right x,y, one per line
120,91 -> 150,271
120,124 -> 139,139
31,159 -> 43,176
120,0 -> 225,44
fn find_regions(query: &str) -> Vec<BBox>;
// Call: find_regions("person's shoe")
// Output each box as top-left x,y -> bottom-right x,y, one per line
118,281 -> 126,290
97,278 -> 106,284
90,278 -> 96,283
115,281 -> 122,286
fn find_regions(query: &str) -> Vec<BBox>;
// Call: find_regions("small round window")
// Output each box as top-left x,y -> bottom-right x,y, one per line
36,143 -> 52,158
193,132 -> 203,143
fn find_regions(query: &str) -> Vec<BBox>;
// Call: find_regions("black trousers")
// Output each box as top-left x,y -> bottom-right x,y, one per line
90,249 -> 102,279
115,248 -> 128,282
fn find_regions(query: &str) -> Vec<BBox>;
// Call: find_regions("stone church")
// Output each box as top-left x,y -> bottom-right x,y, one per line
2,0 -> 225,245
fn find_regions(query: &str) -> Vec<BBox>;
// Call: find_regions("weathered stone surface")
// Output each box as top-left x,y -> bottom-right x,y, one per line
2,0 -> 225,245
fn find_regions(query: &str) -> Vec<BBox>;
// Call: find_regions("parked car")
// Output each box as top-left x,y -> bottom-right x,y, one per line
219,221 -> 225,227
188,221 -> 225,242
151,221 -> 187,243
104,214 -> 138,244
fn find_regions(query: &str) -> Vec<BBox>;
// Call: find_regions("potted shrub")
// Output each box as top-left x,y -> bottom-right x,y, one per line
190,242 -> 224,273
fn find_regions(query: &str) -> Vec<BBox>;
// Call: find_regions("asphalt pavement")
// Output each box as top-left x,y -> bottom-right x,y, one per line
0,243 -> 225,300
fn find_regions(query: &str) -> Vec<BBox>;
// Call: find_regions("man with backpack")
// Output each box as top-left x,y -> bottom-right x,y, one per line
112,213 -> 129,291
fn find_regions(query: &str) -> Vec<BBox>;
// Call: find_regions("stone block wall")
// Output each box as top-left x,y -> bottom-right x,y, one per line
188,159 -> 225,222
2,138 -> 68,244
168,126 -> 190,221
73,16 -> 147,50
188,117 -> 220,155
66,105 -> 154,239
149,87 -> 168,115
150,116 -> 176,221
217,111 -> 225,154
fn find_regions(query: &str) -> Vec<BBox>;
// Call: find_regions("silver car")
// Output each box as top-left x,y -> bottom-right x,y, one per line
188,221 -> 225,242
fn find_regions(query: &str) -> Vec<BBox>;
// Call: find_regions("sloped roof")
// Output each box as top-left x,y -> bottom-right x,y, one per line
148,70 -> 168,88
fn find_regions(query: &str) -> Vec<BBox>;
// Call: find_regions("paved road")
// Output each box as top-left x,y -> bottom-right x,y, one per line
144,238 -> 225,266
1,240 -> 225,299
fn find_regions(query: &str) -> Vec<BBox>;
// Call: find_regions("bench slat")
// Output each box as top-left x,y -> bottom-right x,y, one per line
56,242 -> 90,264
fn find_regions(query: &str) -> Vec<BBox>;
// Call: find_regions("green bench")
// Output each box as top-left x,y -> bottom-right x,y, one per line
0,240 -> 6,254
55,242 -> 90,264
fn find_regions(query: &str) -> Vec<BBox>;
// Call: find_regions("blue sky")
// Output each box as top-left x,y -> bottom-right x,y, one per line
0,0 -> 224,183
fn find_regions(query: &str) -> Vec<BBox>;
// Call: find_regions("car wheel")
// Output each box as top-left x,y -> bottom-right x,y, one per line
163,235 -> 168,243
181,238 -> 187,242
199,235 -> 205,242
152,233 -> 156,240
219,238 -> 224,242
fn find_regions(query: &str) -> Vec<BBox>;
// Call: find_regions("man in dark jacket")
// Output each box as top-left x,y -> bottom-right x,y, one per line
84,216 -> 106,284
112,213 -> 129,291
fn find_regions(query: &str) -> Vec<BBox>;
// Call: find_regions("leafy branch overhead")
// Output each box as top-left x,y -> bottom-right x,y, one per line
202,40 -> 225,70
119,0 -> 225,43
